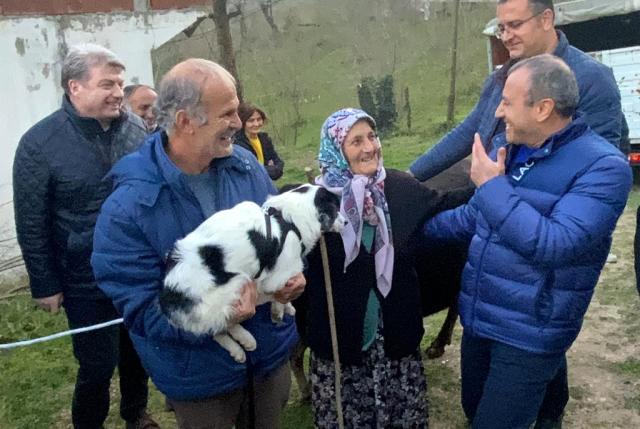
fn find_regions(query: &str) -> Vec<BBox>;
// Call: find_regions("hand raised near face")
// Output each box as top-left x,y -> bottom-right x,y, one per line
470,133 -> 506,187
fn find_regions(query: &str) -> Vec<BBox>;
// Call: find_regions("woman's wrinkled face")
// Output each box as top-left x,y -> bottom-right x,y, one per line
244,111 -> 264,136
342,120 -> 380,177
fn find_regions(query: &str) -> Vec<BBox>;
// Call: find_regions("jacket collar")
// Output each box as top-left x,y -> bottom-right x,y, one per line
153,131 -> 255,187
62,95 -> 126,137
553,30 -> 569,58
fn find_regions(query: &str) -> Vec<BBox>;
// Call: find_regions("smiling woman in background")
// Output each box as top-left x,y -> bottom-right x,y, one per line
233,102 -> 285,180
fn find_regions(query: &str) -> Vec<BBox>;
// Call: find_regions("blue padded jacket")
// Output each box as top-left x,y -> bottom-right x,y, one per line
424,119 -> 631,354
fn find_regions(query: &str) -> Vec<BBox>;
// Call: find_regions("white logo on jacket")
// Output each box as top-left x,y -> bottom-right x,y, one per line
160,184 -> 345,362
512,160 -> 536,181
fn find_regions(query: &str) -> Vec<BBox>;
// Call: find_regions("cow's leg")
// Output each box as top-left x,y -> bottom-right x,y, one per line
290,339 -> 311,402
426,301 -> 459,359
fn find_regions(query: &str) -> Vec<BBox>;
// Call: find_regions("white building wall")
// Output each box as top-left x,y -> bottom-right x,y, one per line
0,9 -> 205,275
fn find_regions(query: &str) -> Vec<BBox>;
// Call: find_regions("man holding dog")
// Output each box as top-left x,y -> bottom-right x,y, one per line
92,58 -> 305,428
423,54 -> 631,429
410,0 -> 623,181
13,44 -> 157,429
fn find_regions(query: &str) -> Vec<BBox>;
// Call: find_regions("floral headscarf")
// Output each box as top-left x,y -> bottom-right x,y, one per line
316,108 -> 394,298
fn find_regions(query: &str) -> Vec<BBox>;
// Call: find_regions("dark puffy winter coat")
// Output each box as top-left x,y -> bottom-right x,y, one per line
13,96 -> 147,299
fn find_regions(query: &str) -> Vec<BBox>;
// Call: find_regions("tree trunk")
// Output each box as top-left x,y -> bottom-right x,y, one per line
446,0 -> 460,126
212,0 -> 243,100
260,1 -> 280,35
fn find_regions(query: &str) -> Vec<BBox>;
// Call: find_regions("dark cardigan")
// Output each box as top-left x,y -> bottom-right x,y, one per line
304,169 -> 471,364
233,131 -> 284,180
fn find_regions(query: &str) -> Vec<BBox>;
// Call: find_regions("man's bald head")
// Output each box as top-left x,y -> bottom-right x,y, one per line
156,59 -> 237,135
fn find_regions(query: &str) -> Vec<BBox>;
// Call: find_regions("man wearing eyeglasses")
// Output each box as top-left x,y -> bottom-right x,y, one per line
409,0 -> 622,182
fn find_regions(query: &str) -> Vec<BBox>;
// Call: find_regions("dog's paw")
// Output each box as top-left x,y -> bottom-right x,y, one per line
271,311 -> 284,323
240,335 -> 257,351
284,302 -> 296,316
230,348 -> 247,363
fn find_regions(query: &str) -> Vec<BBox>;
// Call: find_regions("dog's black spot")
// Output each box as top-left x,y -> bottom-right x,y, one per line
248,229 -> 280,275
159,288 -> 197,315
278,183 -> 303,193
198,245 -> 237,285
291,185 -> 310,194
314,187 -> 341,231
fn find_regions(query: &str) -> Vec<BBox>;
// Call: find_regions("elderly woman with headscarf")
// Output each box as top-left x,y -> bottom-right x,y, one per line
303,108 -> 467,428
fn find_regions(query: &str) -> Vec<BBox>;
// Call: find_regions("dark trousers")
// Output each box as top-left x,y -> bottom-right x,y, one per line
64,297 -> 149,429
461,332 -> 568,429
171,362 -> 292,429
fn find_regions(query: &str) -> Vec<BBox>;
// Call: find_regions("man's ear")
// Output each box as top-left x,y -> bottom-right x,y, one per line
541,8 -> 555,31
175,110 -> 194,134
68,79 -> 82,97
536,98 -> 555,122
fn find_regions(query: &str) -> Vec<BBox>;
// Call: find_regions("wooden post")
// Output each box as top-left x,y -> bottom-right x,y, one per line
446,0 -> 461,126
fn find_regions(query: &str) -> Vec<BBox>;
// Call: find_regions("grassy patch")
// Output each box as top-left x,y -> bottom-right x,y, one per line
613,358 -> 640,378
569,385 -> 589,401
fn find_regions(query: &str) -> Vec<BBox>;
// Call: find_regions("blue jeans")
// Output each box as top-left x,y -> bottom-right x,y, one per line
461,332 -> 567,429
64,297 -> 149,429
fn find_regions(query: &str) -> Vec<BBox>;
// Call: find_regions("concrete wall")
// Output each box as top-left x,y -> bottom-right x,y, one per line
0,7 -> 206,274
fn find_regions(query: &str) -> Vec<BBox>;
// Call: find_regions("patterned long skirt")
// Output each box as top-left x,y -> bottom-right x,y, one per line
310,334 -> 428,428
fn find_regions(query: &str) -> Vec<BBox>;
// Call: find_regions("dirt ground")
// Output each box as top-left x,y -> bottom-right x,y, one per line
428,206 -> 640,429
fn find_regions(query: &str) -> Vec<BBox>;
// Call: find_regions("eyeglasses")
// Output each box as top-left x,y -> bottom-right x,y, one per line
494,10 -> 545,39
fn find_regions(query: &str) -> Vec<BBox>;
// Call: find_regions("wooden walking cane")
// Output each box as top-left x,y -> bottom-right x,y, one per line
305,167 -> 345,429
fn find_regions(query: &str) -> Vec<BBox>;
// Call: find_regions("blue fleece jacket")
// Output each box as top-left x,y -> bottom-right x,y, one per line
410,31 -> 622,181
92,132 -> 297,400
424,119 -> 631,354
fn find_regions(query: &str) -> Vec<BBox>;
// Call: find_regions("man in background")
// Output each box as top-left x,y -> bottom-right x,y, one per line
13,44 -> 157,429
124,84 -> 158,132
410,0 -> 622,182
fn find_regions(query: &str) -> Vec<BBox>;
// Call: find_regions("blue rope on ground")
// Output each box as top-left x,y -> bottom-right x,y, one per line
0,318 -> 123,350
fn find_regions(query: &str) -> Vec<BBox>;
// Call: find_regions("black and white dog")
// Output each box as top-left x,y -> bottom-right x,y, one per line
160,184 -> 345,362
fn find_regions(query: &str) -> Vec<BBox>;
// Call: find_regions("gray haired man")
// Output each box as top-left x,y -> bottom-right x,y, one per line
13,44 -> 158,429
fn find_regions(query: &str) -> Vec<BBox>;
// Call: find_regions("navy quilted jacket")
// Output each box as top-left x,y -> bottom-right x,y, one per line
92,132 -> 297,400
410,31 -> 623,181
424,119 -> 631,354
13,96 -> 147,299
